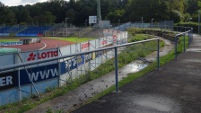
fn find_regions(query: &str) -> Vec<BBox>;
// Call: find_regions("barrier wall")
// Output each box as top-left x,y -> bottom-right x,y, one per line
0,29 -> 128,106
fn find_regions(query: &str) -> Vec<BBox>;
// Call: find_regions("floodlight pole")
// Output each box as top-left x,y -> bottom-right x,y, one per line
199,11 -> 200,33
97,0 -> 102,24
142,17 -> 144,28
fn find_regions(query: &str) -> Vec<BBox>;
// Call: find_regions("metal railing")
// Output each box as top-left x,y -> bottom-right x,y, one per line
0,38 -> 160,94
174,27 -> 193,59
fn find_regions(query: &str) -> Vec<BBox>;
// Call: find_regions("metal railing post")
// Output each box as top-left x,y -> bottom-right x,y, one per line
175,36 -> 178,59
114,47 -> 118,92
183,34 -> 186,53
188,32 -> 190,47
191,28 -> 194,41
157,39 -> 160,70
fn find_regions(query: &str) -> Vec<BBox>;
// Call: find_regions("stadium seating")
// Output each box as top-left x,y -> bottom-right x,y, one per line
16,26 -> 52,37
0,26 -> 52,37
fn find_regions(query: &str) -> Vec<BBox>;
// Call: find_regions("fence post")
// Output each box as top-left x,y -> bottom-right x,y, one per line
175,36 -> 178,59
157,39 -> 160,70
183,34 -> 186,52
114,47 -> 118,92
18,69 -> 21,101
191,28 -> 194,41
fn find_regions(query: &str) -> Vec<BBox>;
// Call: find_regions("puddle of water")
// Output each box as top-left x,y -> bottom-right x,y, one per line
122,60 -> 148,73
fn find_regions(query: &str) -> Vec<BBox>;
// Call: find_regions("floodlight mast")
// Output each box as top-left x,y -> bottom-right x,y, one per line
97,0 -> 102,24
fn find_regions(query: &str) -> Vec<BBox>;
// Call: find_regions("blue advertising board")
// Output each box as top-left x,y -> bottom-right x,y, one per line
16,34 -> 37,37
20,64 -> 59,86
1,42 -> 23,46
96,51 -> 103,58
60,55 -> 84,74
85,53 -> 92,63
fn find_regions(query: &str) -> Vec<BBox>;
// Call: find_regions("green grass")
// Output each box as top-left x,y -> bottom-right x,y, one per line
128,34 -> 154,42
0,39 -> 19,42
47,37 -> 94,43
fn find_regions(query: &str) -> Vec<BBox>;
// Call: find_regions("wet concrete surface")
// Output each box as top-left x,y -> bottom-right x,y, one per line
71,34 -> 201,113
27,37 -> 174,113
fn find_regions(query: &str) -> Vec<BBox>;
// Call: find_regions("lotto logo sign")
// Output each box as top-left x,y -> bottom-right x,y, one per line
27,51 -> 58,61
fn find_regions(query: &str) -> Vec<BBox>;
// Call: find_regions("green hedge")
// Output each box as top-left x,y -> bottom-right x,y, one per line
175,22 -> 198,33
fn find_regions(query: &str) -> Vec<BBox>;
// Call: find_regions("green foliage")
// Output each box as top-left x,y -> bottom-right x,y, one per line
47,37 -> 94,43
0,0 -> 199,25
0,39 -> 19,42
127,28 -> 143,36
175,22 -> 198,33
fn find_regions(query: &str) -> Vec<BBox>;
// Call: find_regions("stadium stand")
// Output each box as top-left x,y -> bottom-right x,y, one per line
16,26 -> 52,37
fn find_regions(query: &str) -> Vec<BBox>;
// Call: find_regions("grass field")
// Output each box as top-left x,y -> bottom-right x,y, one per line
47,37 -> 95,43
0,37 -> 94,43
0,39 -> 19,42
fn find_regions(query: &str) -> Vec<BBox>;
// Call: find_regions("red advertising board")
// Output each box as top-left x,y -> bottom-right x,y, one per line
81,42 -> 90,51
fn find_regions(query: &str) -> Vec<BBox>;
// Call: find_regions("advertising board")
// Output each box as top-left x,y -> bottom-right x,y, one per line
0,72 -> 18,91
0,42 -> 23,46
89,16 -> 97,24
81,42 -> 90,51
60,55 -> 85,74
20,64 -> 59,85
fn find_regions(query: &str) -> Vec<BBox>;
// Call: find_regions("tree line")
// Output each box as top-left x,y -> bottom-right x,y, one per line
0,0 -> 200,26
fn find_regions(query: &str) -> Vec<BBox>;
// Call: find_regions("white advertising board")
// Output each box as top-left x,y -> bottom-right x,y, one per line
89,16 -> 97,24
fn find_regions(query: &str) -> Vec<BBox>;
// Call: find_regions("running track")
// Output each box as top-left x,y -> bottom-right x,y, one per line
4,38 -> 74,52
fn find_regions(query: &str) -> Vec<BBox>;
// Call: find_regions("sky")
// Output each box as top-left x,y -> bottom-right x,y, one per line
0,0 -> 68,6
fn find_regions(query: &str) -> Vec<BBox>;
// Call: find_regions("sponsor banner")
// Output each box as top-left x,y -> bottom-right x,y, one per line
20,64 -> 59,85
85,53 -> 92,63
0,33 -> 9,36
107,36 -> 113,44
89,16 -> 97,24
81,42 -> 90,51
16,34 -> 37,37
77,55 -> 85,66
60,55 -> 84,74
96,51 -> 103,58
23,49 -> 59,62
117,34 -> 121,41
0,42 -> 23,46
0,72 -> 18,91
113,35 -> 117,43
100,39 -> 108,47
124,32 -> 128,39
37,34 -> 43,37
92,52 -> 96,60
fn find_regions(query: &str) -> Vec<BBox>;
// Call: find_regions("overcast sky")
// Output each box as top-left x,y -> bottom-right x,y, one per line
1,0 -> 68,6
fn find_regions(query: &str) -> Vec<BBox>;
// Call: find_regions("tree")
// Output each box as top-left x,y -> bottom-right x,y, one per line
106,9 -> 125,23
125,0 -> 170,22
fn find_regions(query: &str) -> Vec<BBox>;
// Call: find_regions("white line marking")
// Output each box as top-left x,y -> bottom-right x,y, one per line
39,42 -> 47,50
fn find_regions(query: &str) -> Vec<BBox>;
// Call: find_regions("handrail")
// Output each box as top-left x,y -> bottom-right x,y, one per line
174,27 -> 193,59
0,38 -> 159,72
